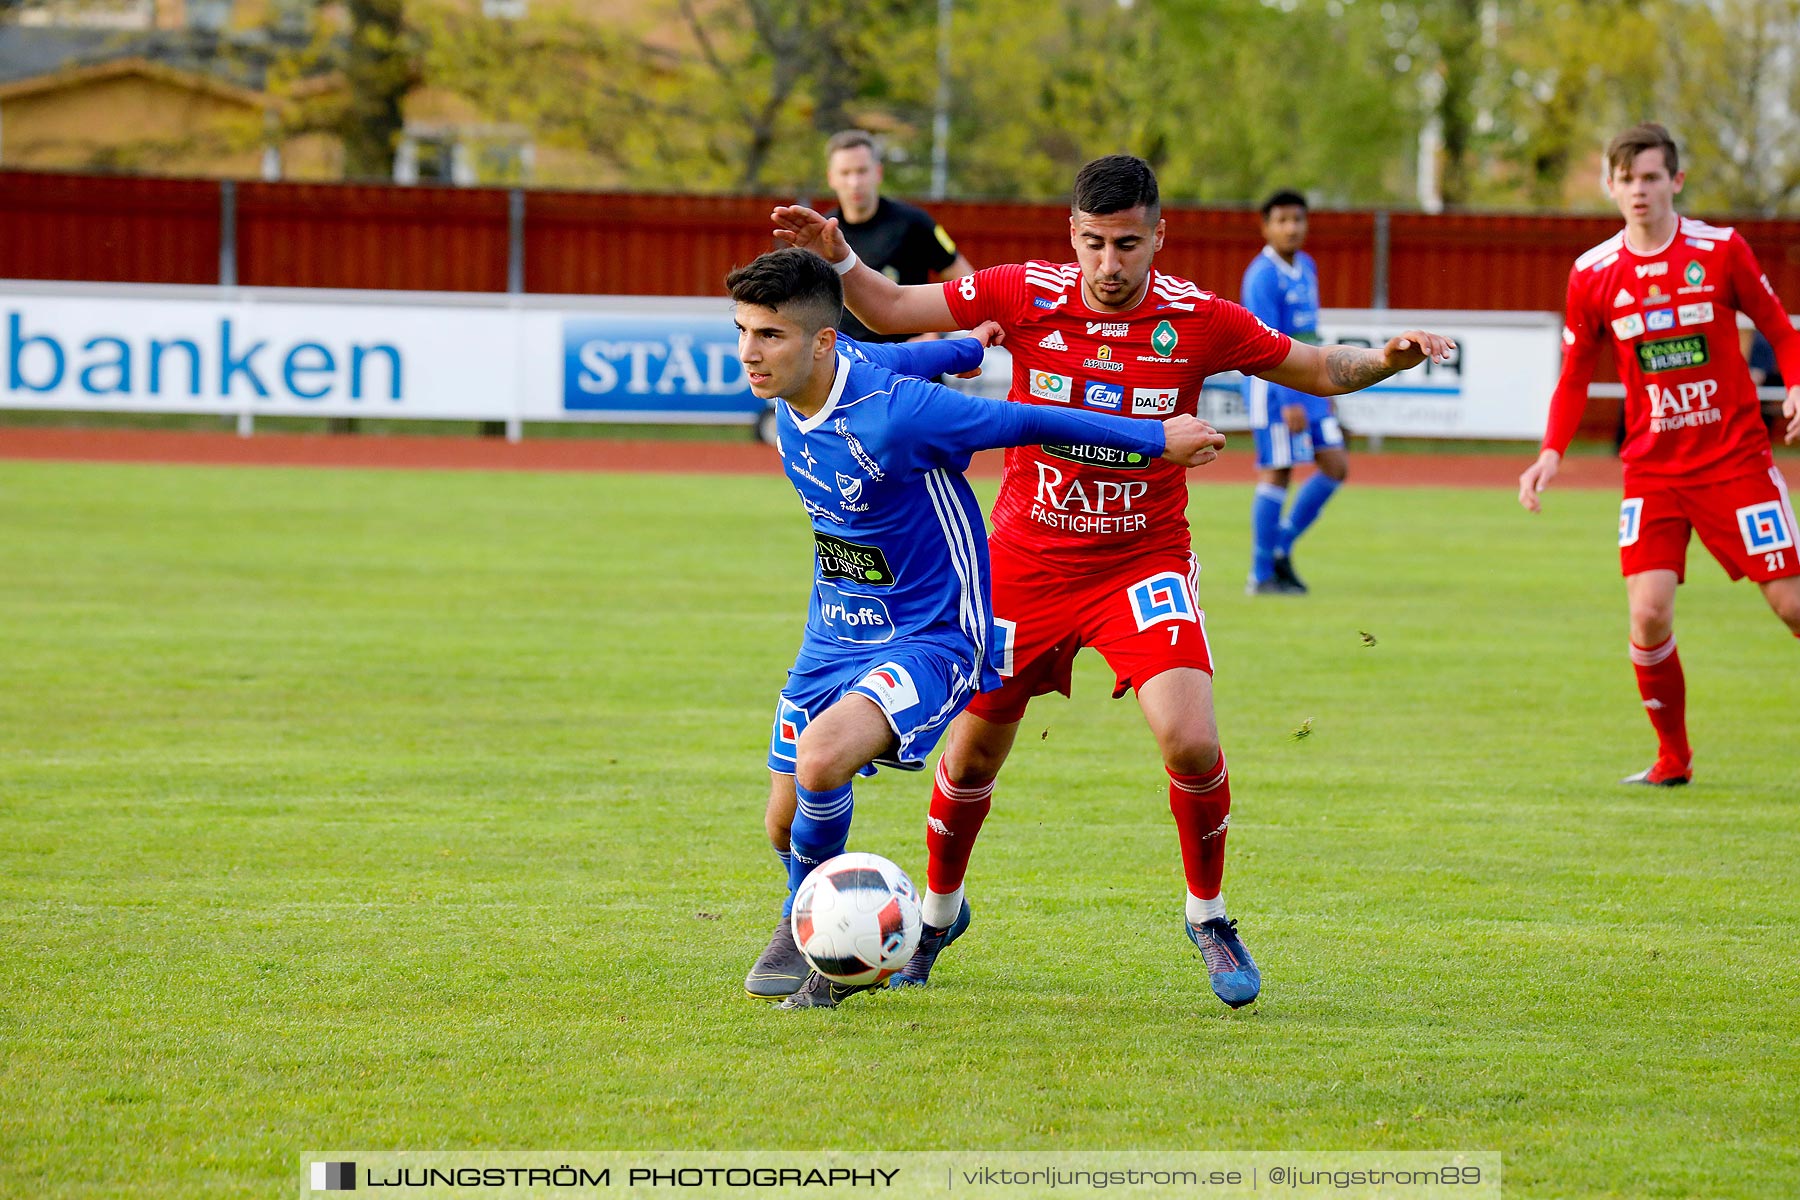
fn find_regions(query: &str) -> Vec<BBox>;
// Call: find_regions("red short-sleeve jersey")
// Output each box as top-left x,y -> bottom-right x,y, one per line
1544,217 -> 1800,487
945,261 -> 1290,568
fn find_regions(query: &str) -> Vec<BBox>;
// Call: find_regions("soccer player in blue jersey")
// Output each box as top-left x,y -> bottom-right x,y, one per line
730,248 -> 1228,1008
1242,190 -> 1344,595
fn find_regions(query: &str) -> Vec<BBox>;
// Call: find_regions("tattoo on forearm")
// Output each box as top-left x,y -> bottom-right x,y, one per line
1325,346 -> 1394,391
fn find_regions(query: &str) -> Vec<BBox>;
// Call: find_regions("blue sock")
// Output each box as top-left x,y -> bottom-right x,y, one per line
1276,474 -> 1340,555
1251,483 -> 1286,582
783,781 -> 854,916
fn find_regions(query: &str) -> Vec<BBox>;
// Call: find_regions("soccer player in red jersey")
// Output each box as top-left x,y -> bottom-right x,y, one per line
772,155 -> 1455,1007
1520,123 -> 1800,787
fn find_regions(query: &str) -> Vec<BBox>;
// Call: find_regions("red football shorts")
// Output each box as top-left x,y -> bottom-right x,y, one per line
1618,466 -> 1800,583
964,547 -> 1214,725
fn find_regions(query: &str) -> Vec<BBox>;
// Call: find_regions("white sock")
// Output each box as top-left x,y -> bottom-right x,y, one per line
921,885 -> 964,929
1186,891 -> 1226,925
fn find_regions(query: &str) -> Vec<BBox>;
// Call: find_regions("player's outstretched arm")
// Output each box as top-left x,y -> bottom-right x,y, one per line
1518,449 -> 1561,513
843,326 -> 992,380
1257,330 -> 1456,397
771,205 -> 957,336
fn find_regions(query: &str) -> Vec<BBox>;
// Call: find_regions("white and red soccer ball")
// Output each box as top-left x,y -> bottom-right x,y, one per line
790,853 -> 923,985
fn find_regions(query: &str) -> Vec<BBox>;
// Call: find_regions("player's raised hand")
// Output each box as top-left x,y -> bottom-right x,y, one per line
1518,448 -> 1561,513
1783,385 -> 1799,444
771,206 -> 850,265
1161,415 -> 1227,468
1382,330 -> 1457,370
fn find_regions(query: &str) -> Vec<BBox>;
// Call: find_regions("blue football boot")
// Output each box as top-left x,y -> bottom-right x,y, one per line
1186,916 -> 1261,1008
890,898 -> 972,987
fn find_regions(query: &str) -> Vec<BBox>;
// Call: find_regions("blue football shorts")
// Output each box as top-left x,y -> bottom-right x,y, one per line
1244,376 -> 1344,469
767,641 -> 977,775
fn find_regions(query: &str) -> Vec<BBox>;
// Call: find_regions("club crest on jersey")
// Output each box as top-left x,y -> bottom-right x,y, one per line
1151,320 -> 1179,357
858,663 -> 920,714
1619,498 -> 1643,548
1132,386 -> 1179,416
1128,571 -> 1197,630
1083,381 -> 1124,411
1038,330 -> 1068,351
1736,502 -> 1794,554
835,472 -> 864,503
1029,370 -> 1073,402
1611,313 -> 1645,340
1684,260 -> 1706,287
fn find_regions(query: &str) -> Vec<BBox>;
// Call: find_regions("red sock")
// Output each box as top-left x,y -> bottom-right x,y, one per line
1630,636 -> 1690,773
1168,756 -> 1230,900
925,758 -> 993,895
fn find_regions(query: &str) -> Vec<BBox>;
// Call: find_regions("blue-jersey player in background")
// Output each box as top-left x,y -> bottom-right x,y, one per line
1241,189 -> 1346,595
730,248 -> 1227,1008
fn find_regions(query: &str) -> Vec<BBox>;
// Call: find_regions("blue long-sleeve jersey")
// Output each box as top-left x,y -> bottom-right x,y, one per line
776,344 -> 1167,693
1240,245 -> 1321,419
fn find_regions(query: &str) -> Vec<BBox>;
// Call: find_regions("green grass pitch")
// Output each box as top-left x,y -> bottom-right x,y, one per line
2,459 -> 1796,1198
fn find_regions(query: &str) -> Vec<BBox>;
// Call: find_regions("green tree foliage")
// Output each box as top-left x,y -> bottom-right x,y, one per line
303,0 -> 1799,213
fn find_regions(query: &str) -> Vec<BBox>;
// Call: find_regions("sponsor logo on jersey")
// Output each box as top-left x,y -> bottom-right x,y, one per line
1736,501 -> 1795,554
1684,260 -> 1706,287
1611,313 -> 1646,340
790,461 -> 833,490
858,663 -> 919,714
1038,330 -> 1067,351
1131,386 -> 1179,416
1685,238 -> 1715,251
1646,309 -> 1675,331
1082,381 -> 1124,410
1619,498 -> 1643,548
802,497 -> 845,525
1082,346 -> 1124,373
1613,288 -> 1635,308
835,472 -> 864,503
1041,443 -> 1152,470
1563,326 -> 1576,346
1648,378 -> 1718,417
1637,335 -> 1708,373
1677,302 -> 1713,327
957,276 -> 977,300
1635,262 -> 1668,278
832,418 -> 886,481
1032,297 -> 1061,310
1031,461 -> 1152,528
1127,571 -> 1197,631
1086,321 -> 1129,337
814,532 -> 896,586
817,582 -> 894,644
1150,320 -> 1179,357
1029,370 -> 1073,403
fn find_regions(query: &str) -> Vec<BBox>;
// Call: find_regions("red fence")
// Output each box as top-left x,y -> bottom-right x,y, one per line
5,168 -> 1798,313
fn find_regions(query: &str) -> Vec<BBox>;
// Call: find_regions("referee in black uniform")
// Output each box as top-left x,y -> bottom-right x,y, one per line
822,129 -> 975,344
